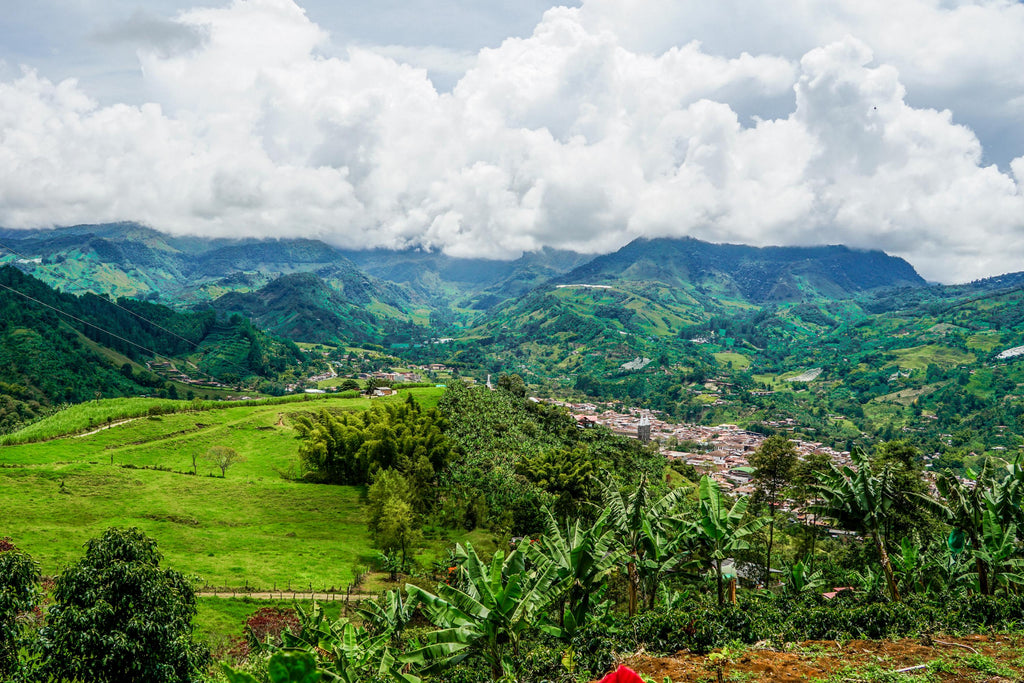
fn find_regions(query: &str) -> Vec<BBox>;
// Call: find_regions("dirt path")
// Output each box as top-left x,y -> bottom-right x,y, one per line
198,591 -> 379,602
74,417 -> 142,437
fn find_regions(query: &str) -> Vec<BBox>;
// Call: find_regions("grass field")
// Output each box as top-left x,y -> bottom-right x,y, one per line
195,598 -> 345,650
713,352 -> 751,369
889,344 -> 975,370
0,387 -> 446,593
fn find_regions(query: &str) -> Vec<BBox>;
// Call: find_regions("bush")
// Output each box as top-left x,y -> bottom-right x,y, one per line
40,527 -> 209,683
0,539 -> 39,678
578,591 -> 1024,659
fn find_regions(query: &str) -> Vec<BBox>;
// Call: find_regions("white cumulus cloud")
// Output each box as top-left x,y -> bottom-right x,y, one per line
0,0 -> 1023,282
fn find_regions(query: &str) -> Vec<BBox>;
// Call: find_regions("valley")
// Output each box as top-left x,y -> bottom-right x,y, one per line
4,225 -> 1024,682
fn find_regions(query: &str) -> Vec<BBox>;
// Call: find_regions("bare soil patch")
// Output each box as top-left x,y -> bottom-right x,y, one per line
608,635 -> 1023,682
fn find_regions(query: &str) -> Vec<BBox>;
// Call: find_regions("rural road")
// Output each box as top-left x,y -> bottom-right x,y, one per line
197,591 -> 379,601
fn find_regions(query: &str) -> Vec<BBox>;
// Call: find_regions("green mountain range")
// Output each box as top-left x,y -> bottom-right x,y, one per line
7,222 -> 1024,469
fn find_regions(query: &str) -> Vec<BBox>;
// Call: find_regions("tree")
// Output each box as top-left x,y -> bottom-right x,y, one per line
367,470 -> 421,575
365,377 -> 392,393
809,449 -> 902,602
204,445 -> 245,477
748,435 -> 798,585
41,527 -> 208,683
516,447 -> 596,518
0,539 -> 39,678
749,436 -> 794,585
496,373 -> 527,398
340,378 -> 360,392
871,441 -> 937,544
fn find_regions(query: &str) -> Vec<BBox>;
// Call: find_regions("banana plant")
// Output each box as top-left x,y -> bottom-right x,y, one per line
695,475 -> 769,605
657,584 -> 695,610
281,602 -> 418,683
890,537 -> 926,595
403,541 -> 561,681
808,449 -> 902,602
920,463 -> 993,594
850,566 -> 883,594
977,508 -> 1024,594
356,589 -> 418,646
782,558 -> 825,596
639,514 -> 699,611
527,507 -> 621,639
597,475 -> 690,616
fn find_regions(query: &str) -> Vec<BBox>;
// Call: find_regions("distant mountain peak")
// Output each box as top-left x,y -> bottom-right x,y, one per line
555,235 -> 924,302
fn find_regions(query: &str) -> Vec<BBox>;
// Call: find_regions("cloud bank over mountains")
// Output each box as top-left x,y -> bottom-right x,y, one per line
1,0 -> 1023,282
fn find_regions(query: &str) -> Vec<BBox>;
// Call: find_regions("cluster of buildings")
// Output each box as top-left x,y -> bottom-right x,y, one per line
408,363 -> 451,373
551,400 -> 852,500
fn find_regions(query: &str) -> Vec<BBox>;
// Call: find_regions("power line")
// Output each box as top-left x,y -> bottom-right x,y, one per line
0,252 -> 263,387
0,239 -> 203,351
0,279 -> 181,366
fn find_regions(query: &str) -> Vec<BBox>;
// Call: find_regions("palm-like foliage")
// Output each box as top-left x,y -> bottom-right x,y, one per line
280,602 -> 416,683
527,507 -> 620,639
694,475 -> 769,604
988,458 -> 1024,530
923,463 -> 993,593
356,589 -> 418,646
808,449 -> 902,601
781,558 -> 825,596
597,476 -> 690,615
403,541 -> 560,681
889,537 -> 950,595
977,508 -> 1024,593
925,460 -> 1024,595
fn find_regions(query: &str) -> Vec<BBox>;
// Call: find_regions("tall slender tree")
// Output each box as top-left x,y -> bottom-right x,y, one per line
748,435 -> 798,585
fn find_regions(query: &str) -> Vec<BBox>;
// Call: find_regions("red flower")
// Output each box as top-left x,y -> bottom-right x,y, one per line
598,665 -> 645,683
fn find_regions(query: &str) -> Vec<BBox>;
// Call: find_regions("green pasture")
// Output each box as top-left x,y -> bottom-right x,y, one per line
889,344 -> 975,370
0,387 -> 445,590
713,352 -> 751,369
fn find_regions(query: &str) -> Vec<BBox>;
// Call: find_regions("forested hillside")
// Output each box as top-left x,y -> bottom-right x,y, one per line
0,266 -> 307,432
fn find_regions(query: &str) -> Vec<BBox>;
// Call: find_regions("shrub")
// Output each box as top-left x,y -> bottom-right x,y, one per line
41,527 -> 209,683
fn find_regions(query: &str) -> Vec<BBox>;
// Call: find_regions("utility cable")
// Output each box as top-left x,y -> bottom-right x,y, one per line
0,239 -> 204,351
0,279 -> 181,365
0,252 -> 261,386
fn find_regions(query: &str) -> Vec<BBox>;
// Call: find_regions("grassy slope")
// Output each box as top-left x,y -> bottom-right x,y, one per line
1,388 -> 444,592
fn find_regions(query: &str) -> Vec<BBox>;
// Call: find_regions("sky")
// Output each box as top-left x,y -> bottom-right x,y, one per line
1,1 -> 1023,283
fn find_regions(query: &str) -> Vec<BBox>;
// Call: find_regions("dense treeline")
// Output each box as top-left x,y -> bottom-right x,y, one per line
437,379 -> 669,534
291,382 -> 672,577
294,397 -> 452,489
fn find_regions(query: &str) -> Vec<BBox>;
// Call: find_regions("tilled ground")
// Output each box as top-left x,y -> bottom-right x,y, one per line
609,634 -> 1024,682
